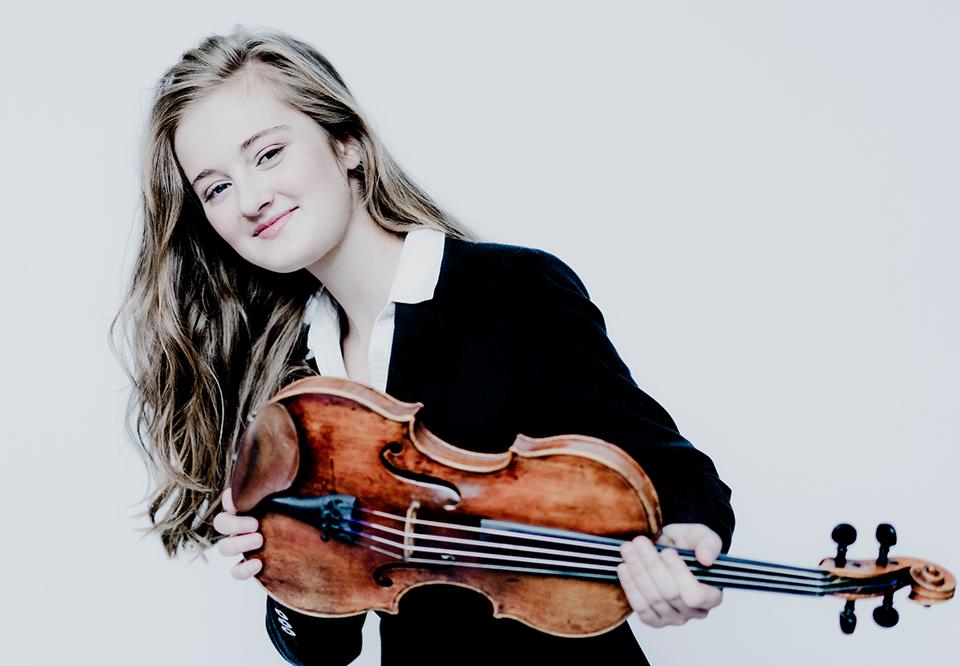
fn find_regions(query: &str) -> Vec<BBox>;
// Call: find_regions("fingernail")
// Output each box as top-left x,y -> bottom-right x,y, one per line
636,538 -> 655,554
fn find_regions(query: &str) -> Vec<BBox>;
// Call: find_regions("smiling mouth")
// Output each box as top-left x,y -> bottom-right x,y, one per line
253,208 -> 297,237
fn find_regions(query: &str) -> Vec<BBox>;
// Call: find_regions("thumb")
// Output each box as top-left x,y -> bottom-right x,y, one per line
661,524 -> 722,566
690,527 -> 722,567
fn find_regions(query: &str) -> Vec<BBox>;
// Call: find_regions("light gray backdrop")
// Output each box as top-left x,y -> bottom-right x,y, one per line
2,1 -> 956,664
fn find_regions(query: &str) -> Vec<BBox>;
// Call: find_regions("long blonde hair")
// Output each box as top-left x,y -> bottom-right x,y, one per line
112,26 -> 476,556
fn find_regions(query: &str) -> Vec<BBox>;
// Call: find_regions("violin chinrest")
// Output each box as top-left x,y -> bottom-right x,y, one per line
232,402 -> 300,513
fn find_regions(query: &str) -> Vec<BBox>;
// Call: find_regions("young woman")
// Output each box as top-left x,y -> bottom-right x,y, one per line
115,27 -> 734,665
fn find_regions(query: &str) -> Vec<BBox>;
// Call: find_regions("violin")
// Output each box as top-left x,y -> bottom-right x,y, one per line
229,376 -> 954,636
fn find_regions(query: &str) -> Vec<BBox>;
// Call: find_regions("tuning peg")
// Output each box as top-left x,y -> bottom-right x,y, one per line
832,523 -> 857,567
873,592 -> 899,628
876,523 -> 897,567
839,599 -> 857,634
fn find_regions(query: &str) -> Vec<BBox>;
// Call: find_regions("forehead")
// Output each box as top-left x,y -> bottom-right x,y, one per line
173,77 -> 308,177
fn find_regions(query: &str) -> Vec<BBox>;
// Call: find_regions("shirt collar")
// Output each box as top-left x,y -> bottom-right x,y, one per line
301,225 -> 447,333
387,225 -> 446,304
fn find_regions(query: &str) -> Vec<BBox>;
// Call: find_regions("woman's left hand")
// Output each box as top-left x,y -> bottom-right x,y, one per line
617,523 -> 724,627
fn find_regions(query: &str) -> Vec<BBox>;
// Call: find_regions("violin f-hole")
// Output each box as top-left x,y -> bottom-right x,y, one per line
379,441 -> 463,509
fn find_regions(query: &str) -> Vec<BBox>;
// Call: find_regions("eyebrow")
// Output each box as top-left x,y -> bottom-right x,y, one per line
190,124 -> 290,191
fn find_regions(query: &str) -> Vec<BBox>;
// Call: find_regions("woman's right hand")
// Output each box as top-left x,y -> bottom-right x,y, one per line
212,487 -> 264,580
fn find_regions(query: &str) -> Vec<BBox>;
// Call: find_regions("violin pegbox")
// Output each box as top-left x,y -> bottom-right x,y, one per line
819,523 -> 955,634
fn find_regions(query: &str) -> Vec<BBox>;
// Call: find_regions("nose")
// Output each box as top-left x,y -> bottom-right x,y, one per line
236,177 -> 274,221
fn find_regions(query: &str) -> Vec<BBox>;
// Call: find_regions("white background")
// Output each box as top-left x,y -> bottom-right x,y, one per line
1,1 -> 957,664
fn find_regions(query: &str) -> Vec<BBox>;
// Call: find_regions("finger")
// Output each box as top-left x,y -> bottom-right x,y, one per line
231,557 -> 263,580
661,524 -> 723,567
693,529 -> 723,567
217,532 -> 264,557
222,487 -> 236,514
617,561 -> 665,628
624,538 -> 685,625
212,511 -> 259,536
661,547 -> 723,612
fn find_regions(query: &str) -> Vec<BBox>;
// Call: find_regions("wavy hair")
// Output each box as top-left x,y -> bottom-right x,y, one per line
111,26 -> 476,556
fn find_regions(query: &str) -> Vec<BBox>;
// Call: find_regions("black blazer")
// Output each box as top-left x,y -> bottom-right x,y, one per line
265,236 -> 735,665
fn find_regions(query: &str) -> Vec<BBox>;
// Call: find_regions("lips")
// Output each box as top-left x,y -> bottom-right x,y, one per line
253,208 -> 297,238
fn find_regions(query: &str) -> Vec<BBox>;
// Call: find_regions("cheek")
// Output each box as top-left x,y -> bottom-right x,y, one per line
293,147 -> 348,197
204,210 -> 244,249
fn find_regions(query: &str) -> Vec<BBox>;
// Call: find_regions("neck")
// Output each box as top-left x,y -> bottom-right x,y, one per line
304,207 -> 404,340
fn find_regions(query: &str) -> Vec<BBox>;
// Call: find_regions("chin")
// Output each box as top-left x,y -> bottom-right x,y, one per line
234,250 -> 308,275
236,236 -> 337,276
255,259 -> 312,275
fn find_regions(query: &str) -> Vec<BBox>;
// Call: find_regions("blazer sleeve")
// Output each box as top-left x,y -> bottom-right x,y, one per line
509,249 -> 735,551
264,596 -> 366,666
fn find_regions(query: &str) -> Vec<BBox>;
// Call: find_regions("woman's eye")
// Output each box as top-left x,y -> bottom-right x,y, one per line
204,183 -> 229,202
258,146 -> 284,165
201,147 -> 283,202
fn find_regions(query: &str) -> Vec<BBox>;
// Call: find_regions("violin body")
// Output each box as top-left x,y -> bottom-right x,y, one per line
231,376 -> 663,637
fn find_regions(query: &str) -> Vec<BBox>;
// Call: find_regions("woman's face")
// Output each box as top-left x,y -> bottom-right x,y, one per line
174,74 -> 361,273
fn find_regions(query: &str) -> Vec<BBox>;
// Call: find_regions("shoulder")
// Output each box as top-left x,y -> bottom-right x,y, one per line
439,237 -> 590,303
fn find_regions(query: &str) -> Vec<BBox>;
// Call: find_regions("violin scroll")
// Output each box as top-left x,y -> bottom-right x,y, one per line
906,560 -> 955,604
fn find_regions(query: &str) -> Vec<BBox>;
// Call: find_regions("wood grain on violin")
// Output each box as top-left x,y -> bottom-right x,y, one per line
230,376 -> 954,637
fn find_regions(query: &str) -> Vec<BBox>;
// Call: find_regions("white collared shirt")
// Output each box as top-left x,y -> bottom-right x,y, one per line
301,227 -> 446,392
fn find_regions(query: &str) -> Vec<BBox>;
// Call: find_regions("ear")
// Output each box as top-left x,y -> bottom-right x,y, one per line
333,136 -> 362,170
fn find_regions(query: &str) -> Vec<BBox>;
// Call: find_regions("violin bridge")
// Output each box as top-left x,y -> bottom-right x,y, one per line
403,501 -> 421,561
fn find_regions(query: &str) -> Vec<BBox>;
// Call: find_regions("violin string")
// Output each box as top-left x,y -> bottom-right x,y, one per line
293,502 -> 899,596
350,507 -> 832,582
336,524 -> 898,597
362,520 -> 836,589
349,517 -> 623,563
337,515 -> 875,594
348,516 -> 831,587
355,507 -> 625,551
344,523 -> 625,573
